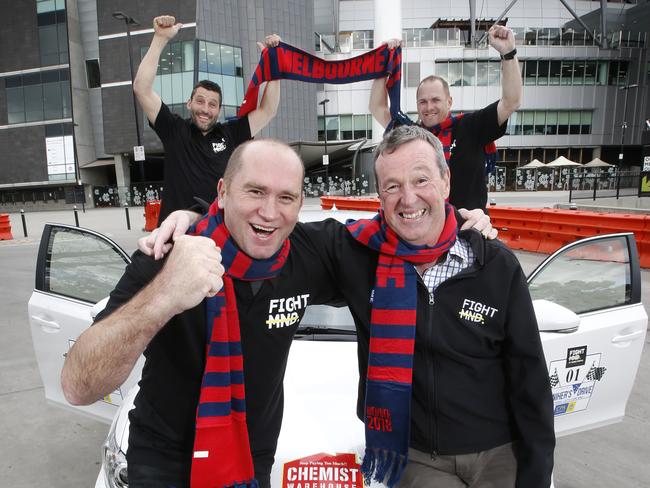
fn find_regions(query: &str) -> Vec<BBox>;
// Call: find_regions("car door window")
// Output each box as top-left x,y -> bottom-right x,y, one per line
528,235 -> 632,314
45,226 -> 129,303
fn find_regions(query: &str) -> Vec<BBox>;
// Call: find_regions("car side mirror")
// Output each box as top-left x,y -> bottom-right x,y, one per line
90,297 -> 110,321
533,299 -> 580,333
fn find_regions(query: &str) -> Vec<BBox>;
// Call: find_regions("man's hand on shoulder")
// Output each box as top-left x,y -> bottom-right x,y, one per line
153,15 -> 182,40
458,208 -> 498,240
138,210 -> 202,260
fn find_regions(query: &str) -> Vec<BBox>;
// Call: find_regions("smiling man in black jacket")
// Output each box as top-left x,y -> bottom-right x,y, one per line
304,125 -> 555,487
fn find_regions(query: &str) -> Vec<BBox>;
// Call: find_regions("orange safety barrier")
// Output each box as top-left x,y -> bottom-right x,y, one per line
489,207 -> 544,252
489,206 -> 650,268
320,196 -> 380,211
316,202 -> 650,267
0,213 -> 13,240
143,200 -> 161,232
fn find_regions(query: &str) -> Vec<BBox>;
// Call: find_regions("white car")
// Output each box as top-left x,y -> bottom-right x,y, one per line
28,212 -> 647,488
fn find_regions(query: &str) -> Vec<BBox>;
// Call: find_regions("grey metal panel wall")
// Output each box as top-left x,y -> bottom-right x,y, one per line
0,1 -> 41,72
0,126 -> 49,184
197,0 -> 317,142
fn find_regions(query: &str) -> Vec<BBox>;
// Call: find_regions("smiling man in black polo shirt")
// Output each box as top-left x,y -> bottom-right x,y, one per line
134,14 -> 282,222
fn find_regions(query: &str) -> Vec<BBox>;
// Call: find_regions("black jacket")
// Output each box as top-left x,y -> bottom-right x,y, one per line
300,219 -> 555,488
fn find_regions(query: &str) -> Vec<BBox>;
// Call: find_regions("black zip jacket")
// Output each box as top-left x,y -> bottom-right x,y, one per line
300,219 -> 556,488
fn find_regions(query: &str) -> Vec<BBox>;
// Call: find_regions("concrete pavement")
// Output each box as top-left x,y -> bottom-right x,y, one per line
1,200 -> 649,487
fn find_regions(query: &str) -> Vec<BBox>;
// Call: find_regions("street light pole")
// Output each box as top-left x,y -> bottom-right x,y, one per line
619,83 -> 639,167
319,98 -> 330,195
113,11 -> 144,181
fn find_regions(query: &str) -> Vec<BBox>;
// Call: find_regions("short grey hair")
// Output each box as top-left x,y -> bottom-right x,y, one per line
373,125 -> 448,183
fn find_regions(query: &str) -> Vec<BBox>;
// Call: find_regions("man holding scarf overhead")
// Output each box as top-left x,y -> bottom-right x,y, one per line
369,25 -> 522,211
134,15 -> 282,223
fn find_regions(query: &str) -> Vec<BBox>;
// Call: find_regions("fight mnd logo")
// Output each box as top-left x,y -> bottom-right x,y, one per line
458,298 -> 499,325
266,294 -> 310,329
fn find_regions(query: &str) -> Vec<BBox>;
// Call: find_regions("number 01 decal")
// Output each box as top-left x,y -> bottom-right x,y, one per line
548,346 -> 607,417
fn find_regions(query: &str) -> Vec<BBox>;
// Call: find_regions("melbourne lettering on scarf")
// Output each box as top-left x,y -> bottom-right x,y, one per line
238,42 -> 411,127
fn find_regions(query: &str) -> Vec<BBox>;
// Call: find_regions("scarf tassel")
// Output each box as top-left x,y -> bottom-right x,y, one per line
361,448 -> 407,488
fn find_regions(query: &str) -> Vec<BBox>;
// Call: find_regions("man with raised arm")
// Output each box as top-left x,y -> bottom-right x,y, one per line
133,15 -> 282,222
369,25 -> 522,211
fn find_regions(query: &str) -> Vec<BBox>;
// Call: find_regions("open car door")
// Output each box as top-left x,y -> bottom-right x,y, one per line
528,233 -> 647,436
28,223 -> 142,423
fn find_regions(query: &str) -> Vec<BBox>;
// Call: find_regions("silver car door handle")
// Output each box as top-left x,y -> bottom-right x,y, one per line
31,316 -> 61,333
611,330 -> 644,344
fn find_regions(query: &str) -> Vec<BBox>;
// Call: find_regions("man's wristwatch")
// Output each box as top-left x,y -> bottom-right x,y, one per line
500,48 -> 517,60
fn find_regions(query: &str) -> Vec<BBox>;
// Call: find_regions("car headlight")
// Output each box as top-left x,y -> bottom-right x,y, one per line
101,417 -> 129,488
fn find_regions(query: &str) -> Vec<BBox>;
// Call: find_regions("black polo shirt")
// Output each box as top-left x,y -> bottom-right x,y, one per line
437,100 -> 507,211
152,103 -> 251,222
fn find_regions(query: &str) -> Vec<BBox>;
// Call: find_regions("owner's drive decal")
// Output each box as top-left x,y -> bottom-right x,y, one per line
283,453 -> 364,488
548,345 -> 607,416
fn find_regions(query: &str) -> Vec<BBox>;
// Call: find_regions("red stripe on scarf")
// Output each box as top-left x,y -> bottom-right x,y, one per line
369,338 -> 415,355
205,355 -> 244,372
368,366 -> 413,384
370,309 -> 417,325
200,384 -> 246,403
229,252 -> 253,278
189,198 -> 289,488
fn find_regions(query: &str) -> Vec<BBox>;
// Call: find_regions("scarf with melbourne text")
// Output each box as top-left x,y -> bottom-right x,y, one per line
424,113 -> 498,175
238,41 -> 412,129
188,199 -> 290,488
346,205 -> 458,487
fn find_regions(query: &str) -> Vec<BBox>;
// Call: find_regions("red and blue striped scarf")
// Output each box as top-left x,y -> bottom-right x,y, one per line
188,199 -> 290,488
346,205 -> 458,488
424,113 -> 498,175
238,41 -> 412,129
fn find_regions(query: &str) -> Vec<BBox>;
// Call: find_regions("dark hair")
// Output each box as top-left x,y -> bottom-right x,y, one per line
416,75 -> 450,99
190,80 -> 222,106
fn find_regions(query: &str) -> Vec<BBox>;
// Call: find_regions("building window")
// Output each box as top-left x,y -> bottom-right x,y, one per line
4,68 -> 70,124
404,28 -> 434,48
142,40 -> 244,121
505,110 -> 592,136
36,0 -> 65,13
340,115 -> 353,139
37,8 -> 68,66
352,31 -> 374,50
405,62 -> 420,88
44,123 -> 76,181
85,59 -> 101,88
318,114 -> 373,141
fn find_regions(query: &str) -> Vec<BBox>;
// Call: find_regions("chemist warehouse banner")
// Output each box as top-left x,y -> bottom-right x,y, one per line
283,453 -> 363,488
